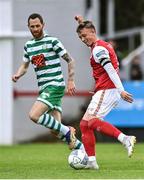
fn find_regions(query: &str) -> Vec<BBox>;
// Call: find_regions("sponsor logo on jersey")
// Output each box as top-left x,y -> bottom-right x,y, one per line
31,54 -> 46,68
96,50 -> 106,58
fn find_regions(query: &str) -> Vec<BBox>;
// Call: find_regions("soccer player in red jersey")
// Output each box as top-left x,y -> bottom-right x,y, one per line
75,15 -> 136,170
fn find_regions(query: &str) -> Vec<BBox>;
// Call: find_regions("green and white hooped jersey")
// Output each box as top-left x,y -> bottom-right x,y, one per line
23,34 -> 66,92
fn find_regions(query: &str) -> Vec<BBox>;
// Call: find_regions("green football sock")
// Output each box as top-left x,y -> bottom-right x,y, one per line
37,114 -> 69,135
38,113 -> 85,150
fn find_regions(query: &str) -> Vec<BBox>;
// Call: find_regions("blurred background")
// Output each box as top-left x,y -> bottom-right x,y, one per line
0,0 -> 144,145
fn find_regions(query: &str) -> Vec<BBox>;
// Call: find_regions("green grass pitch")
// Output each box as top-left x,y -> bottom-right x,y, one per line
0,143 -> 143,179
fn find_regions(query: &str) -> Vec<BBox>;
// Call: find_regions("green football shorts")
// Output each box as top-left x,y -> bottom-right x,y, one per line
37,86 -> 65,113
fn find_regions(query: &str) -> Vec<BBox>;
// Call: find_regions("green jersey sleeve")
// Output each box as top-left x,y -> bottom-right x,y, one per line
23,44 -> 30,62
52,38 -> 67,57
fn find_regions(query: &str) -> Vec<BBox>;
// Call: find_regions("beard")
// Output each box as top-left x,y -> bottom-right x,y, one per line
31,29 -> 43,39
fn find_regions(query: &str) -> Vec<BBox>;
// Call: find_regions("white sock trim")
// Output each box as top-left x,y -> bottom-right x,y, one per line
118,133 -> 126,143
88,156 -> 96,161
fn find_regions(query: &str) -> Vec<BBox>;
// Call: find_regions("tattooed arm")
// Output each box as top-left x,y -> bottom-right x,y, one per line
62,53 -> 76,95
62,53 -> 75,81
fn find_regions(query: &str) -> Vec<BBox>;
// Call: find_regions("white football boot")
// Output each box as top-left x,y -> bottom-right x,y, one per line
85,160 -> 99,170
123,136 -> 136,157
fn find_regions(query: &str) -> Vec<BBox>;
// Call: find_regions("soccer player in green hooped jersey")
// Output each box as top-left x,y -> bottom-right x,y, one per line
12,13 -> 84,151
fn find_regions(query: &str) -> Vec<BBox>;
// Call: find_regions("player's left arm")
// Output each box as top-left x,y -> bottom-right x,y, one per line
62,53 -> 76,95
103,63 -> 133,103
52,38 -> 76,95
93,46 -> 133,103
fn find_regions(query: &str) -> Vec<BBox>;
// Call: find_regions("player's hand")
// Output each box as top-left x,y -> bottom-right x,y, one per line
120,91 -> 133,103
75,15 -> 84,24
67,80 -> 76,95
12,74 -> 20,82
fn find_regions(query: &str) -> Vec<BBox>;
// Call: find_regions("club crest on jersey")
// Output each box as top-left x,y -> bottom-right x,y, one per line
41,92 -> 50,99
96,50 -> 106,58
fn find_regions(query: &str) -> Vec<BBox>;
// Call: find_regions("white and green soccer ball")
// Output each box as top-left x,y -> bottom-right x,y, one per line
68,149 -> 88,169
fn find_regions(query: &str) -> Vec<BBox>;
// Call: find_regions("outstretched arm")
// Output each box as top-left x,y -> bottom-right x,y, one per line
12,61 -> 30,82
62,53 -> 76,95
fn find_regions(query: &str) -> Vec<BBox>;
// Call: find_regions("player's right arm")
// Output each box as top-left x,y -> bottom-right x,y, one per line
12,61 -> 30,82
75,15 -> 84,24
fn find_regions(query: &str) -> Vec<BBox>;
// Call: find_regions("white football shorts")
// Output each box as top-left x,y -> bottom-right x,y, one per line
86,89 -> 121,120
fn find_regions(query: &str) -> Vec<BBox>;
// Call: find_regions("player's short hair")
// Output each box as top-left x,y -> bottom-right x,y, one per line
28,13 -> 44,25
76,21 -> 96,33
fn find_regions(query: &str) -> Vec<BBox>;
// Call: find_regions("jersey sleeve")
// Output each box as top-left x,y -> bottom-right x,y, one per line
52,38 -> 67,57
93,46 -> 124,93
23,44 -> 30,62
92,46 -> 111,66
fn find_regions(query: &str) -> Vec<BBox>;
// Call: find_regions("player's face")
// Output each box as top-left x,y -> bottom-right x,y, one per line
78,28 -> 96,47
28,18 -> 44,39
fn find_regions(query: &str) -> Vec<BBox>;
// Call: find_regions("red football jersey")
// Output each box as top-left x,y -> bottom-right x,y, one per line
90,40 -> 119,92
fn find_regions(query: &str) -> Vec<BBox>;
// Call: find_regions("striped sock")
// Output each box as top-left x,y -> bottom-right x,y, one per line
57,133 -> 84,150
57,133 -> 66,142
57,133 -> 85,150
74,139 -> 85,151
37,114 -> 69,135
38,114 -> 85,150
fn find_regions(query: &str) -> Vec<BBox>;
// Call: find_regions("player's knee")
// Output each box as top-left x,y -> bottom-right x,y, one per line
29,112 -> 39,123
82,111 -> 96,121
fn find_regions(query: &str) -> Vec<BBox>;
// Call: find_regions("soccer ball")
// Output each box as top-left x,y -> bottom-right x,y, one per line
68,149 -> 88,169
